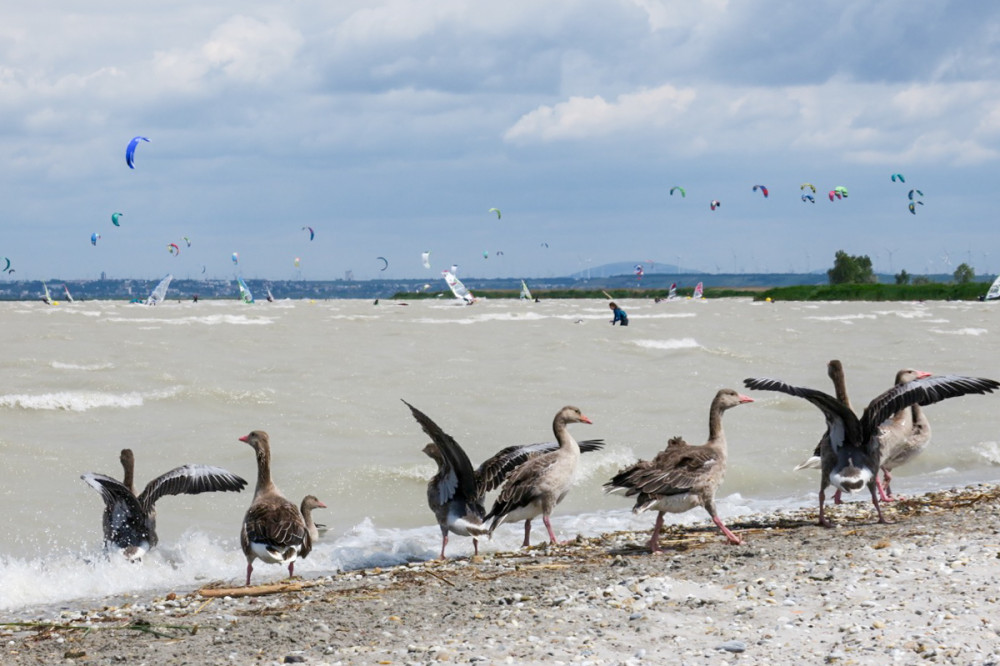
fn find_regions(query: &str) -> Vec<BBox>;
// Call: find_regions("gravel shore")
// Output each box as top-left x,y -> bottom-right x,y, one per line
4,484 -> 1000,665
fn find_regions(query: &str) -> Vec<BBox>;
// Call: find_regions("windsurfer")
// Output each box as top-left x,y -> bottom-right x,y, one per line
609,302 -> 628,326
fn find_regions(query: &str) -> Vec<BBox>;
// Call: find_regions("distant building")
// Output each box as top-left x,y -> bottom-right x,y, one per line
345,270 -> 354,281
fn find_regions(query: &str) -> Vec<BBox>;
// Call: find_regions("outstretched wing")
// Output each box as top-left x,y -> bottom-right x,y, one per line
861,375 -> 1000,439
81,472 -> 149,547
137,464 -> 247,512
605,445 -> 717,498
476,439 -> 605,495
743,377 -> 862,454
403,399 -> 479,503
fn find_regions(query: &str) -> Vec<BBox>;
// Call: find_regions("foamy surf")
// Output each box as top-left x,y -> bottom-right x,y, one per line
0,387 -> 182,411
631,338 -> 701,351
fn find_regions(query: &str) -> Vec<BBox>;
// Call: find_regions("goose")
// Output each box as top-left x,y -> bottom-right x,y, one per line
238,431 -> 311,585
876,369 -> 933,499
744,374 -> 999,527
300,495 -> 328,543
403,400 -> 604,558
81,448 -> 247,561
484,406 -> 592,547
795,365 -> 933,502
604,389 -> 753,551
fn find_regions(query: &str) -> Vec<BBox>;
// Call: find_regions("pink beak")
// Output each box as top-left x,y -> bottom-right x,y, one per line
317,500 -> 328,508
916,371 -> 932,379
238,434 -> 250,443
580,415 -> 593,424
739,394 -> 755,403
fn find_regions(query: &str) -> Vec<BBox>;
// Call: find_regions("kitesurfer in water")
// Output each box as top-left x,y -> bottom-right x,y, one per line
609,302 -> 628,326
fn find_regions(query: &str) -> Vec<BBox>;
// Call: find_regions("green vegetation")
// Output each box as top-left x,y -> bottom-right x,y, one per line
828,250 -> 876,285
756,282 -> 989,302
953,262 -> 975,284
393,286 -> 759,300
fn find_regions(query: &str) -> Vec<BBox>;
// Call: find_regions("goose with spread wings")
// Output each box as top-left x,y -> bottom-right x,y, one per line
744,373 -> 999,527
81,448 -> 247,561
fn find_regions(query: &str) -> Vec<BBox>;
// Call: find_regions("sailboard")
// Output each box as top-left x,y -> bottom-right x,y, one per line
691,282 -> 704,300
667,283 -> 678,300
520,280 -> 533,301
237,276 -> 254,304
443,271 -> 475,304
985,275 -> 1000,301
63,284 -> 75,303
145,274 -> 173,306
42,283 -> 56,305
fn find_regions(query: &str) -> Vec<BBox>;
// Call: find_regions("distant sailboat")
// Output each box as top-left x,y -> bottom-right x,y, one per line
42,283 -> 54,305
145,274 -> 173,306
63,284 -> 75,303
520,280 -> 533,301
667,282 -> 678,300
691,282 -> 705,300
985,275 -> 1000,301
266,286 -> 274,302
237,276 -> 254,304
443,270 -> 475,305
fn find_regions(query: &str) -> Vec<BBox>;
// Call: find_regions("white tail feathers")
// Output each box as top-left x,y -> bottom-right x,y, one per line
793,455 -> 821,471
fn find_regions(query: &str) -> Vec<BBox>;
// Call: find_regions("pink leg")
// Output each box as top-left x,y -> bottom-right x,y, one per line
818,490 -> 832,528
875,477 -> 893,503
542,515 -> 559,545
833,489 -> 843,505
245,562 -> 253,586
522,519 -> 532,548
472,537 -> 479,557
439,533 -> 448,560
288,561 -> 295,578
869,483 -> 889,524
712,515 -> 742,545
649,512 -> 665,553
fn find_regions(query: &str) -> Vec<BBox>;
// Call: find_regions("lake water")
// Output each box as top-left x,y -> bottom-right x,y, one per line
1,296 -> 998,611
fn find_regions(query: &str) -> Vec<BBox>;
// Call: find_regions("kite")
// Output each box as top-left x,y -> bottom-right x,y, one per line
377,256 -> 388,271
710,200 -> 721,211
800,183 -> 817,193
908,189 -> 924,201
753,185 -> 769,198
111,212 -> 123,226
125,136 -> 149,169
421,251 -> 431,269
670,186 -> 686,198
91,233 -> 101,246
302,226 -> 315,241
294,257 -> 300,268
168,243 -> 180,256
891,173 -> 905,183
232,252 -> 239,266
488,207 -> 501,219
801,194 -> 815,203
183,236 -> 192,247
1,258 -> 9,272
909,201 -> 925,215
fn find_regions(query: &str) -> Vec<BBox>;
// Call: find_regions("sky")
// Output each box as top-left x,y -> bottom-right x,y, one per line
3,1 -> 1000,281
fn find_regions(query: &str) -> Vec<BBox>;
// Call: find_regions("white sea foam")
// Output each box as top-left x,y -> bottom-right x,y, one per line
631,338 -> 701,351
930,327 -> 988,336
0,387 -> 181,411
50,361 -> 115,371
104,314 -> 274,326
805,314 -> 877,322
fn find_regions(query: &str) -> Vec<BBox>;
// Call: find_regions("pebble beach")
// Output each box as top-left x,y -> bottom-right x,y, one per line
4,484 -> 1000,665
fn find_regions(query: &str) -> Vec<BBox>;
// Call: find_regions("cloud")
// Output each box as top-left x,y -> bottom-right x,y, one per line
505,79 -> 1000,166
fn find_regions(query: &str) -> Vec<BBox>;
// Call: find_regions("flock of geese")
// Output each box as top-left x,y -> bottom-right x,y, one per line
81,363 -> 999,584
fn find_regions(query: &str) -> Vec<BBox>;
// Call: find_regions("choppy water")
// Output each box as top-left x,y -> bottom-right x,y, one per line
2,296 -> 999,611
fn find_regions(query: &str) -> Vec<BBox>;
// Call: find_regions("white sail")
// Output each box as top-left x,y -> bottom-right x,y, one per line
520,280 -> 533,301
443,271 -> 474,304
692,282 -> 704,300
986,275 -> 1000,301
63,285 -> 75,303
145,274 -> 173,306
237,277 -> 254,304
42,284 -> 53,305
668,283 -> 678,300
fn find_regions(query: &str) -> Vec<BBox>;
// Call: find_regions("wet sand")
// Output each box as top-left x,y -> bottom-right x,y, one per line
4,484 -> 1000,665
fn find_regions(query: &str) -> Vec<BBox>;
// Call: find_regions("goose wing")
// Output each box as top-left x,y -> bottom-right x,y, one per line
81,472 -> 149,546
403,400 -> 478,503
744,377 -> 863,454
137,464 -> 247,513
605,445 -> 717,498
476,439 -> 605,495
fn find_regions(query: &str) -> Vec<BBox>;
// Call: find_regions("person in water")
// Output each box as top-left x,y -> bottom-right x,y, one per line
609,301 -> 628,326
